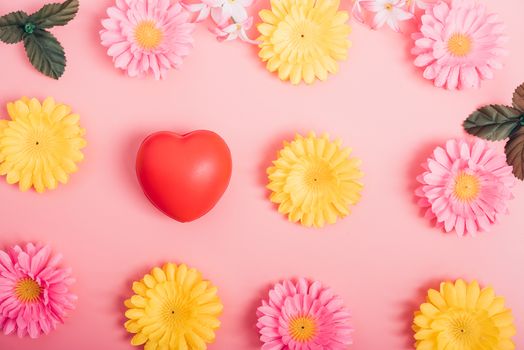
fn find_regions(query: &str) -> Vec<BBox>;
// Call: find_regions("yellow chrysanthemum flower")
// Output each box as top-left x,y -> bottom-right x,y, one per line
413,279 -> 516,350
124,263 -> 223,350
0,97 -> 86,193
267,132 -> 363,228
257,0 -> 351,84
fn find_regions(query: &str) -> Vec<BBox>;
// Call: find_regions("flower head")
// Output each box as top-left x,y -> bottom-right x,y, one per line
0,243 -> 76,338
416,139 -> 515,236
412,0 -> 507,90
351,0 -> 366,22
210,0 -> 253,25
0,97 -> 86,193
257,0 -> 351,84
267,132 -> 363,228
257,278 -> 353,349
362,0 -> 413,32
406,0 -> 438,12
181,0 -> 216,22
124,263 -> 223,349
212,17 -> 258,43
414,279 -> 516,350
100,0 -> 195,80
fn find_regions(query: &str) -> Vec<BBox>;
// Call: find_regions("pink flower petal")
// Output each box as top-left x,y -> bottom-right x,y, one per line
100,0 -> 195,79
257,279 -> 353,348
0,244 -> 76,339
415,139 -> 514,237
412,0 -> 506,90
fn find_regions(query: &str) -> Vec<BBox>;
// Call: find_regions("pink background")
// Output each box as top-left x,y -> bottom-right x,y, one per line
1,0 -> 524,349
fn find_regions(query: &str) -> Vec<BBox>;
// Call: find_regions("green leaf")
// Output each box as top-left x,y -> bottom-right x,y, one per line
30,0 -> 79,28
463,104 -> 522,141
23,29 -> 66,79
513,82 -> 524,112
0,11 -> 28,44
505,127 -> 524,180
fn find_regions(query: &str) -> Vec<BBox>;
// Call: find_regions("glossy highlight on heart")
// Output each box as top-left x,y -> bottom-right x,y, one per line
136,130 -> 232,222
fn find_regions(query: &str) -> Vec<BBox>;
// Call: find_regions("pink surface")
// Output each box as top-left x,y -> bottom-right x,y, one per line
1,0 -> 524,349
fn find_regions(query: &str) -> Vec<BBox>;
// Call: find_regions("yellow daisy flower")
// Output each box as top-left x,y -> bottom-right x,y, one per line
0,97 -> 86,193
413,279 -> 516,350
257,0 -> 351,85
124,263 -> 223,350
267,132 -> 363,228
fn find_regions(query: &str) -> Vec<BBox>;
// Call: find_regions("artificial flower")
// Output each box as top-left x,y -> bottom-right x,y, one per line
181,0 -> 217,22
124,263 -> 223,349
257,0 -> 351,85
0,243 -> 76,338
413,279 -> 516,350
416,139 -> 515,236
362,0 -> 413,32
212,17 -> 258,43
0,97 -> 86,193
411,0 -> 507,90
210,0 -> 253,24
181,0 -> 258,43
351,0 -> 366,22
257,278 -> 353,349
100,0 -> 195,80
267,132 -> 363,228
406,0 -> 437,12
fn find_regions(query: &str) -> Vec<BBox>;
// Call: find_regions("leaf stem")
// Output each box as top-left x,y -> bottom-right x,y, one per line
24,22 -> 36,34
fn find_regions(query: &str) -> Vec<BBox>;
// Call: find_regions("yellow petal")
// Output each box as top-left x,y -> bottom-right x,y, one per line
164,263 -> 177,281
477,287 -> 495,309
466,280 -> 480,310
143,274 -> 156,288
130,295 -> 147,308
131,333 -> 148,346
132,281 -> 148,296
185,331 -> 207,350
428,289 -> 447,310
151,267 -> 166,283
125,309 -> 145,320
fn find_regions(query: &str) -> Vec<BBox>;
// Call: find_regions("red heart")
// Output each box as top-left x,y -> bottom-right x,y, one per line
136,130 -> 232,222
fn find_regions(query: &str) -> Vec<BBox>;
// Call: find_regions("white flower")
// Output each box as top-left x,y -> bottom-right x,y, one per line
351,0 -> 366,22
211,0 -> 253,25
363,0 -> 413,32
211,17 -> 258,43
406,0 -> 438,12
180,1 -> 212,22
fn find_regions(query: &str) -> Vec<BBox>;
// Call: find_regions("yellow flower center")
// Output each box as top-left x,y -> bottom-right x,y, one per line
453,172 -> 480,202
439,310 -> 498,348
304,161 -> 334,188
283,19 -> 321,50
24,121 -> 55,156
15,278 -> 41,303
160,294 -> 192,329
289,316 -> 316,342
385,3 -> 393,10
447,33 -> 472,57
228,0 -> 237,3
134,21 -> 163,50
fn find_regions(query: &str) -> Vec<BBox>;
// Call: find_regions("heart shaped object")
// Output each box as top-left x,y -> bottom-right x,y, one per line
136,130 -> 232,222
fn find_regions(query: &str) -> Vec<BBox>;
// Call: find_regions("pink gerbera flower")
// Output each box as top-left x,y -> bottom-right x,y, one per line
100,0 -> 195,80
256,278 -> 353,350
0,243 -> 76,338
416,139 -> 515,236
411,0 -> 507,90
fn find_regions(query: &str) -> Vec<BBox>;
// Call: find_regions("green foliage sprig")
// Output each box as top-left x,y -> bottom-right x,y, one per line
464,82 -> 524,180
0,0 -> 79,79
